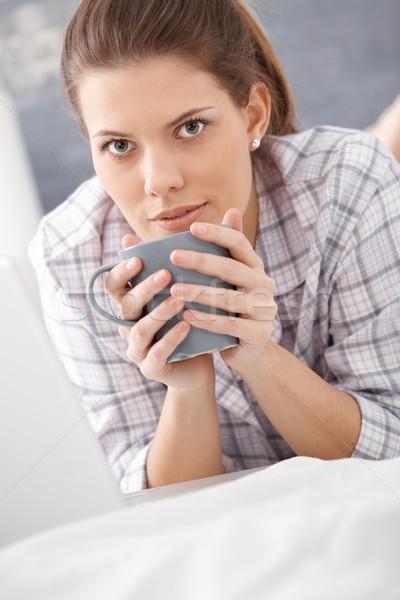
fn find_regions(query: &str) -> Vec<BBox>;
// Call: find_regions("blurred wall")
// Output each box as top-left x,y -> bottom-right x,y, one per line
1,0 -> 399,214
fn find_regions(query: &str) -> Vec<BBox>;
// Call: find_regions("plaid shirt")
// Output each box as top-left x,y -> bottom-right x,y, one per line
30,126 -> 400,492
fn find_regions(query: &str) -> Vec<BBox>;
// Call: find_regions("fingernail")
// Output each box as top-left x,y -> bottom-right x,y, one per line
153,269 -> 166,284
193,223 -> 208,235
126,258 -> 137,270
173,250 -> 188,264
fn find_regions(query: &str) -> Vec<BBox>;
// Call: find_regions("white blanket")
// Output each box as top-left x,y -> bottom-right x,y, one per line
1,456 -> 399,600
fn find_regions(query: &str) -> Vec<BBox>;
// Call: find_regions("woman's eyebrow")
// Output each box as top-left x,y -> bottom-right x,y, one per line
164,106 -> 215,129
93,129 -> 132,139
92,106 -> 215,139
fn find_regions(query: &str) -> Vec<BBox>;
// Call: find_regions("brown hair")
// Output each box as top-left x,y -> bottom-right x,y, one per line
61,0 -> 297,144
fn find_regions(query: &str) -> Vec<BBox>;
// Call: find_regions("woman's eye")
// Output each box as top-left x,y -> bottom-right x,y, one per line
108,140 -> 131,155
178,120 -> 206,139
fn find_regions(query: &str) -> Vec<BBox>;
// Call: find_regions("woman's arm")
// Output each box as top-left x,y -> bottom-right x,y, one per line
176,225 -> 361,460
111,240 -> 225,487
173,179 -> 400,461
146,369 -> 224,487
235,342 -> 361,459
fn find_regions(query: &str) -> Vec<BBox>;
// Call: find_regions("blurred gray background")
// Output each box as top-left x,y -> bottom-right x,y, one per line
1,0 -> 399,214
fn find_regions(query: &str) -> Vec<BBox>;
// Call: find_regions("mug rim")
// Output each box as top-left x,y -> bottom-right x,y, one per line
119,229 -> 197,260
119,225 -> 231,261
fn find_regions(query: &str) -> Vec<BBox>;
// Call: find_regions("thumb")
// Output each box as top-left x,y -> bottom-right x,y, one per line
222,208 -> 243,232
121,232 -> 141,249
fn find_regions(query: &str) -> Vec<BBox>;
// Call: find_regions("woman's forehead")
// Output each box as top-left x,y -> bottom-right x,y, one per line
78,57 -> 234,132
79,55 -> 215,91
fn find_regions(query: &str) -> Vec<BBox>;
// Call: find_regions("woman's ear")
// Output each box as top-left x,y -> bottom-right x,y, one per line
244,83 -> 271,142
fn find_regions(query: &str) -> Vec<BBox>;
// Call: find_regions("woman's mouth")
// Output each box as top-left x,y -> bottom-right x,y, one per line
151,203 -> 208,231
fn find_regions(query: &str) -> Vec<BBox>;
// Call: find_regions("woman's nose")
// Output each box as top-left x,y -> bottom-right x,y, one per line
142,148 -> 184,197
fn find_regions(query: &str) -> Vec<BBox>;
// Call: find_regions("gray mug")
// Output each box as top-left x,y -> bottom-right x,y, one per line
86,227 -> 238,362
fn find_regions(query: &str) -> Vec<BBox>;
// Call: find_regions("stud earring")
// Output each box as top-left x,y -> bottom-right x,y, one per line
251,138 -> 261,150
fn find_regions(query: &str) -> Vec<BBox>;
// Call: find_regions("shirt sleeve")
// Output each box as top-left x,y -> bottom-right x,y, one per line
324,151 -> 400,459
29,221 -> 167,492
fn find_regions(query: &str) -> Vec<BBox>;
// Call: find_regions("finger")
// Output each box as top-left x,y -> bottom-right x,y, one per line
221,208 -> 243,232
105,232 -> 143,304
122,233 -> 141,249
119,268 -> 172,320
189,220 -> 262,269
105,257 -> 142,305
170,249 -> 269,291
118,325 -> 130,342
171,283 -> 276,319
183,308 -> 275,342
143,320 -> 190,371
126,296 -> 186,363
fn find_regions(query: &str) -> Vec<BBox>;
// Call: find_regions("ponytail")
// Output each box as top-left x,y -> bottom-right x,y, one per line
234,0 -> 297,134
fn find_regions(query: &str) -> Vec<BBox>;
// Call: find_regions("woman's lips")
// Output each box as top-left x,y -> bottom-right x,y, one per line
151,203 -> 208,231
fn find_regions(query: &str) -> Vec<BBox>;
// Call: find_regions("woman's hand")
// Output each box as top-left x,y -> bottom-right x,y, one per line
105,233 -> 215,390
170,208 -> 277,373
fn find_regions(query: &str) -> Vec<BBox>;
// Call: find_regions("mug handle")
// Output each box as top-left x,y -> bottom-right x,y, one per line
86,264 -> 136,328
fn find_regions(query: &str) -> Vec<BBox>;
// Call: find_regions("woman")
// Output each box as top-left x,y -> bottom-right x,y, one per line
30,0 -> 400,491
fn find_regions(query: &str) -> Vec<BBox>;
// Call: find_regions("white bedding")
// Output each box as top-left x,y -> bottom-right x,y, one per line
1,456 -> 399,600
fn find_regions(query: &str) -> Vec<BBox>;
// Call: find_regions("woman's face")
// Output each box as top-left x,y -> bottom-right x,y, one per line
79,56 -> 263,243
